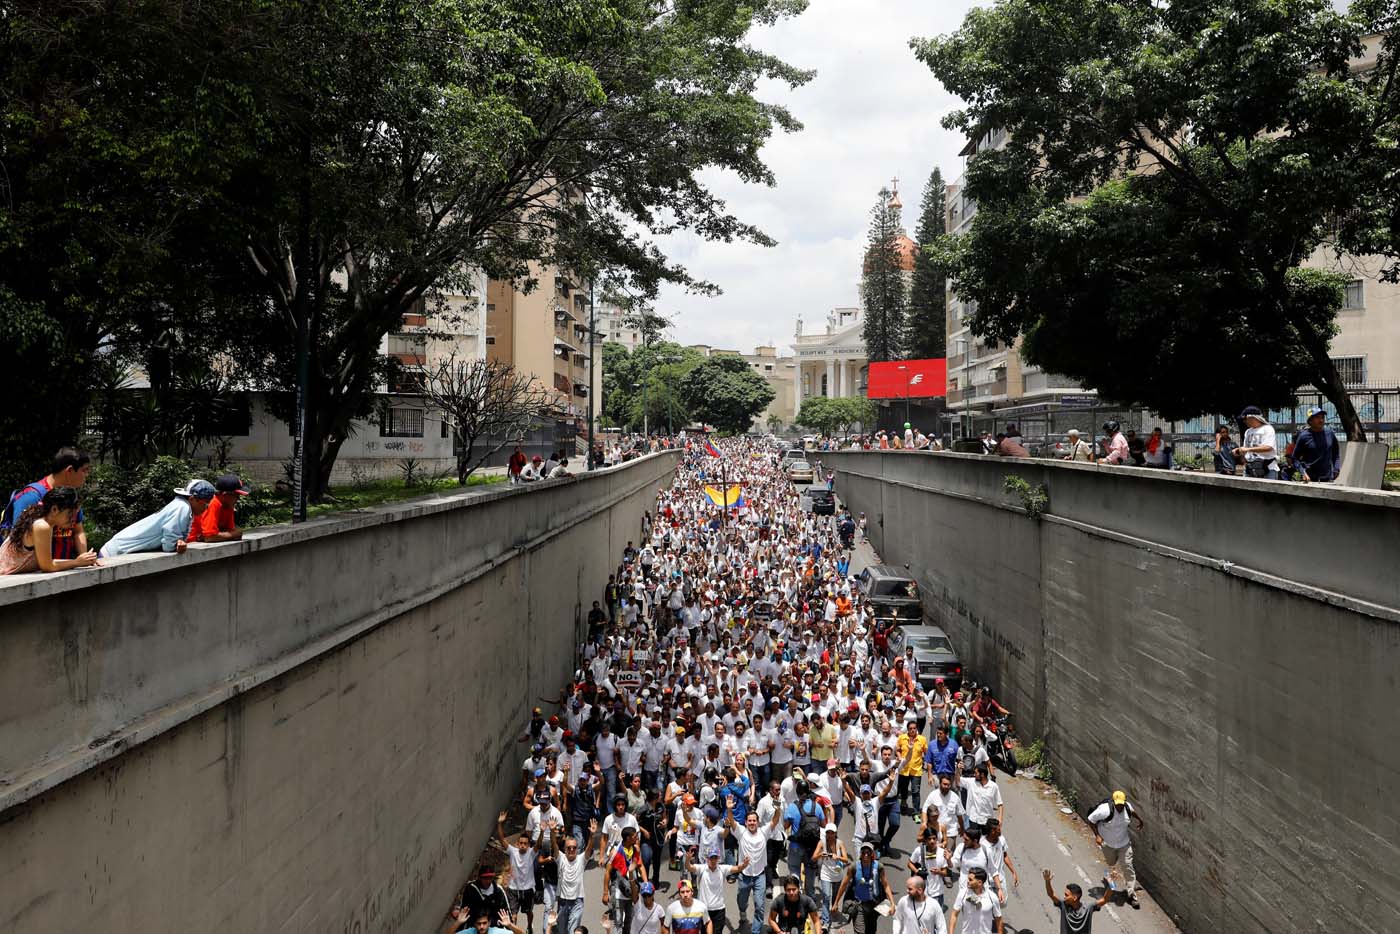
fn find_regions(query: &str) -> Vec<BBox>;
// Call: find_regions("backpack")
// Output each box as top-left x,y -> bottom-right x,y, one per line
1089,798 -> 1134,825
0,482 -> 46,532
795,796 -> 823,850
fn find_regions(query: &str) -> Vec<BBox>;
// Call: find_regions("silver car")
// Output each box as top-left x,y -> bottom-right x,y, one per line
887,624 -> 963,689
786,459 -> 815,483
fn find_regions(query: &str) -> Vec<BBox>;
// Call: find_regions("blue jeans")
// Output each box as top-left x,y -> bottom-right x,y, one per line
819,878 -> 837,925
603,767 -> 620,804
753,763 -> 771,792
555,897 -> 583,934
787,846 -> 817,896
878,802 -> 900,851
737,872 -> 768,934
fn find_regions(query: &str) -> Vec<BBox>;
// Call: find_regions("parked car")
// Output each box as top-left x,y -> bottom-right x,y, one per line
856,564 -> 923,624
887,624 -> 964,689
807,488 -> 836,515
781,448 -> 807,468
786,460 -> 815,484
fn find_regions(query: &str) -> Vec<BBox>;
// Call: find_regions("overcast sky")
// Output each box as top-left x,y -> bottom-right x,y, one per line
655,0 -> 982,353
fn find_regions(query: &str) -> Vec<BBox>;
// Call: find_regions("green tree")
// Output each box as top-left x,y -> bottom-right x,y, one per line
601,342 -> 637,427
797,397 -> 840,436
915,0 -> 1380,437
861,187 -> 910,362
833,397 -> 877,434
2,0 -> 813,497
681,356 -> 775,434
906,168 -> 947,360
0,0 -> 262,488
766,412 -> 785,432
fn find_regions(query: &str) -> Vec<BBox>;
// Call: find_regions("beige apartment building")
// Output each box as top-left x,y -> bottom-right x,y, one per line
486,265 -> 600,427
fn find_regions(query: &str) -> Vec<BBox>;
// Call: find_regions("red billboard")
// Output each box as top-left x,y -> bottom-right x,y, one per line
866,358 -> 947,400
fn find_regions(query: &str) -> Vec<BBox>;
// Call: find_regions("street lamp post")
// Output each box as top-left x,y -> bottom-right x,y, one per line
897,364 -> 911,428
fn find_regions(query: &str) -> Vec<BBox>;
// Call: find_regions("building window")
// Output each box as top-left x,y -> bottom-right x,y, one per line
1331,356 -> 1367,386
381,406 -> 424,438
1344,279 -> 1364,310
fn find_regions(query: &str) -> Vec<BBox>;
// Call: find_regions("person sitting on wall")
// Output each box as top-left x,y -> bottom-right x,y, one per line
519,455 -> 544,483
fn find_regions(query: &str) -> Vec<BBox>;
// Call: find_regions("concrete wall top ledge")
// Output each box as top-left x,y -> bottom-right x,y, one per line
821,449 -> 1400,509
0,454 -> 677,610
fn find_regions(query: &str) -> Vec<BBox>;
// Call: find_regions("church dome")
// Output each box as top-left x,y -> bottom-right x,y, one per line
892,234 -> 918,271
864,234 -> 919,274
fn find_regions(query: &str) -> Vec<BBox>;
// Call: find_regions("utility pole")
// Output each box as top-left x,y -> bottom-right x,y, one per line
587,280 -> 596,470
641,306 -> 650,438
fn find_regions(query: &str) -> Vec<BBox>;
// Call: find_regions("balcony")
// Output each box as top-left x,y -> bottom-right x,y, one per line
947,353 -> 965,370
389,352 -> 425,367
553,372 -> 572,394
402,313 -> 427,328
946,388 -> 966,404
975,378 -> 1008,397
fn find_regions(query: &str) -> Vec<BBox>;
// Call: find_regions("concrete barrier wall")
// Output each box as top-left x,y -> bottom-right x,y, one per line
0,452 -> 679,934
817,451 -> 1400,934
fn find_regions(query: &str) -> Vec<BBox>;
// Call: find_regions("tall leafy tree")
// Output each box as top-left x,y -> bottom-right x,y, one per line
680,356 -> 775,434
861,187 -> 909,362
0,0 -> 262,488
915,0 -> 1383,438
906,169 -> 947,360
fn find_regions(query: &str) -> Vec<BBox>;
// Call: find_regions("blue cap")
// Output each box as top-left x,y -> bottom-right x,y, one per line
175,479 -> 216,499
1306,406 -> 1327,420
640,882 -> 655,895
860,783 -> 873,794
534,768 -> 546,777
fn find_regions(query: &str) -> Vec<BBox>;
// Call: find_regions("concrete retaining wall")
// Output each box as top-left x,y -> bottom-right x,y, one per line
0,452 -> 679,934
818,451 -> 1400,934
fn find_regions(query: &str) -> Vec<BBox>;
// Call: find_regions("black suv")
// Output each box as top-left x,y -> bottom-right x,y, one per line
808,488 -> 836,515
856,564 -> 923,624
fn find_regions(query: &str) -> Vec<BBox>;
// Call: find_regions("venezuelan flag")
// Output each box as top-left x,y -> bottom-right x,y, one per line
703,484 -> 745,509
703,439 -> 721,457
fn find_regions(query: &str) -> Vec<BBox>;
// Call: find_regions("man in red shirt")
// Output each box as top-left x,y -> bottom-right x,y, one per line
508,445 -> 527,484
197,474 -> 250,542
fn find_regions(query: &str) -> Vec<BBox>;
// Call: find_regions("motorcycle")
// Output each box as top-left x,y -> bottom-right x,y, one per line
983,717 -> 1018,777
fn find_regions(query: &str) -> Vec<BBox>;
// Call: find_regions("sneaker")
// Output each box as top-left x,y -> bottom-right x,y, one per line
912,814 -> 922,824
1128,895 -> 1141,909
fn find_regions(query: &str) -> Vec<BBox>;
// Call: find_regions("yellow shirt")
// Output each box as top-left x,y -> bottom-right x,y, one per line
810,722 -> 837,762
896,734 -> 928,777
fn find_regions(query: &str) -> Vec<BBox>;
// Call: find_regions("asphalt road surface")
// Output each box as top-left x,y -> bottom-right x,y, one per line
564,510 -> 1180,934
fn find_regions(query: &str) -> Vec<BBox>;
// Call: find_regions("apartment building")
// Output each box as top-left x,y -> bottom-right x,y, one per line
596,302 -> 645,350
486,265 -> 597,425
944,130 -> 1095,440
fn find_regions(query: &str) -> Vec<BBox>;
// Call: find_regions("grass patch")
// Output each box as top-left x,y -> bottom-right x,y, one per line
242,474 -> 506,529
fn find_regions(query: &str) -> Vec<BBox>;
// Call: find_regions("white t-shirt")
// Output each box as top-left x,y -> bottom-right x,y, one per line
756,795 -> 786,844
983,835 -> 1009,881
1086,802 -> 1135,849
631,900 -> 667,934
1243,422 -> 1277,462
620,738 -> 647,774
952,888 -> 1001,934
603,812 -> 640,851
693,862 -> 736,909
897,894 -> 949,934
507,845 -> 538,891
596,733 -> 620,770
959,777 -> 1002,826
909,843 -> 950,900
922,788 -> 965,838
557,852 -> 588,900
736,823 -> 775,876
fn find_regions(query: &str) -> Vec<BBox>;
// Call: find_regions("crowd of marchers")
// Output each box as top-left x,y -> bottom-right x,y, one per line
445,437 -> 1148,934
